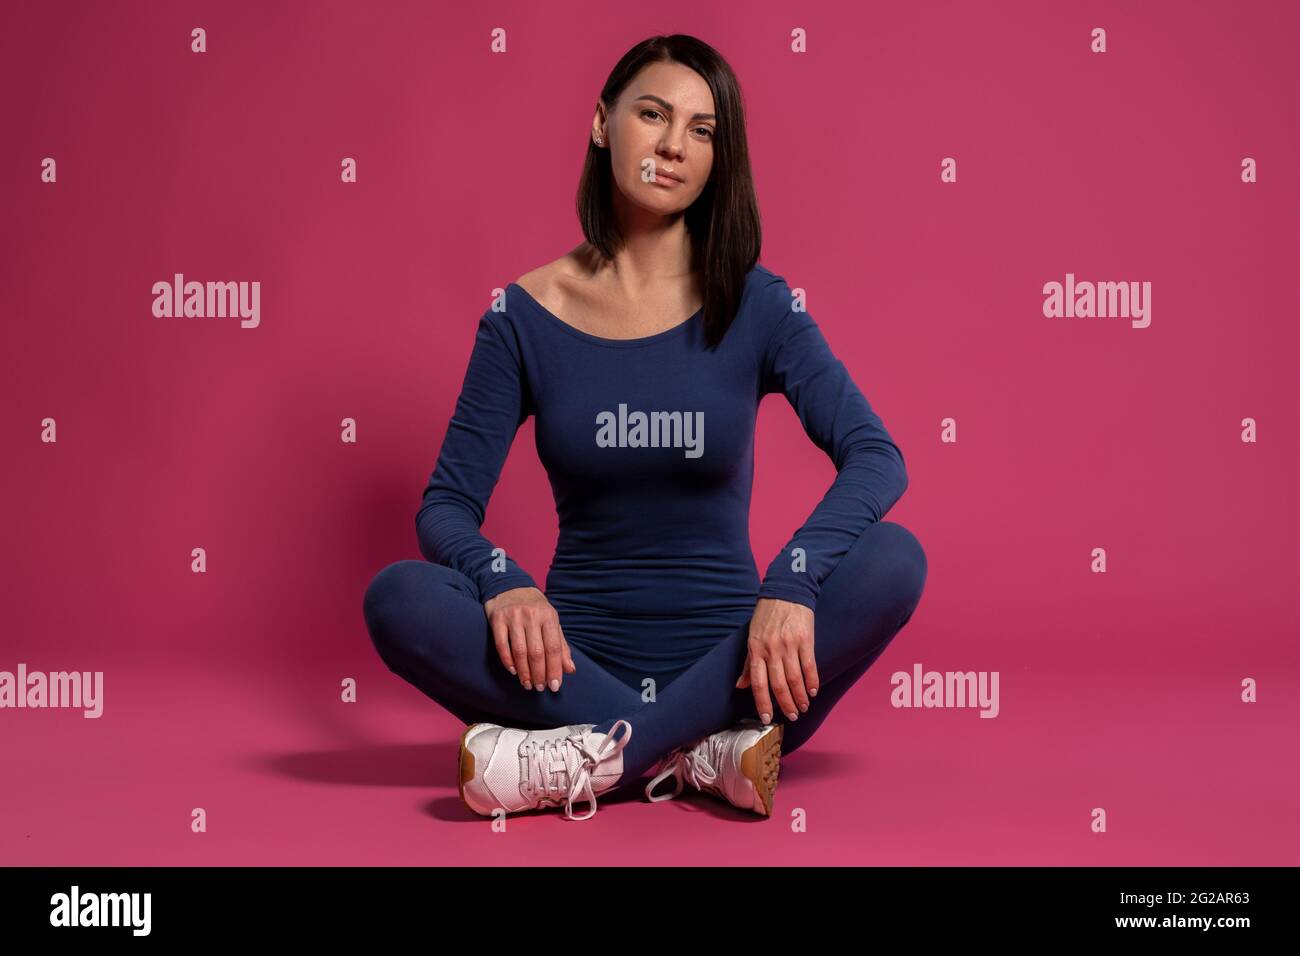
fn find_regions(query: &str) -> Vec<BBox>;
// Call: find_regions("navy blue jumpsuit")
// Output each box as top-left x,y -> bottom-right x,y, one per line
365,262 -> 926,783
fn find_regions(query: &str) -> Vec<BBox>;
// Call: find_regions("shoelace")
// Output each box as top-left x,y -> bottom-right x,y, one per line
645,732 -> 725,802
521,720 -> 632,821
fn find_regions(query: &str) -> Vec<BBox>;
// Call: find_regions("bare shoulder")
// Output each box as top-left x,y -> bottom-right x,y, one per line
513,244 -> 600,314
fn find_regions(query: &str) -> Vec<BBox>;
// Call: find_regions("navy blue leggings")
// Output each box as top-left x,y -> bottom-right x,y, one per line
363,520 -> 927,792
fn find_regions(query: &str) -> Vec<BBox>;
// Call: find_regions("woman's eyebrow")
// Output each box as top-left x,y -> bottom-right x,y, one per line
634,93 -> 716,121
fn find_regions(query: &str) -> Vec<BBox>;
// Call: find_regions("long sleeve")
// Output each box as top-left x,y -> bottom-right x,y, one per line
415,310 -> 540,603
755,303 -> 909,613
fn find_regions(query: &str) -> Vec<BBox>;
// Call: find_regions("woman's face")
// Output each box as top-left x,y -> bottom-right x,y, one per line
595,60 -> 717,218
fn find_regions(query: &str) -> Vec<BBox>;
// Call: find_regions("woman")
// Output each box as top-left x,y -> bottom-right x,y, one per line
363,34 -> 927,823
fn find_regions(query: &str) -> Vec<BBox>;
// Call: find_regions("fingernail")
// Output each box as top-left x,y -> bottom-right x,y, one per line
535,684 -> 543,693
760,713 -> 771,724
809,687 -> 817,697
523,681 -> 532,690
549,679 -> 559,692
787,711 -> 798,721
508,666 -> 517,675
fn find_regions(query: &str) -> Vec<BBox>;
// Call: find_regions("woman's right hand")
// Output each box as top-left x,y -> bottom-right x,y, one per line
483,586 -> 576,692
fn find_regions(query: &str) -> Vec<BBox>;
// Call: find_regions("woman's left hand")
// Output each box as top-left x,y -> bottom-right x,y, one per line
736,597 -> 819,724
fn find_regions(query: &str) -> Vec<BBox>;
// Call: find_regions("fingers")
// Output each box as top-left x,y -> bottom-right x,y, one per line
766,655 -> 799,723
749,654 -> 773,724
782,644 -> 809,716
780,621 -> 810,715
491,603 -> 573,692
508,619 -> 533,689
490,615 -> 516,675
798,628 -> 820,699
525,617 -> 546,693
541,616 -> 565,692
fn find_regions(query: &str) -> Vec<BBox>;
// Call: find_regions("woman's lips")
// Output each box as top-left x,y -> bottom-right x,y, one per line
652,170 -> 683,186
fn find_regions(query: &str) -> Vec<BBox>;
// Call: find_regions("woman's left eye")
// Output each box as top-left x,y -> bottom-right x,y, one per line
641,110 -> 713,139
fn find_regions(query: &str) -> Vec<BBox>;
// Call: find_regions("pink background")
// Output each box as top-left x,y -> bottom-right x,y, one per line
2,0 -> 1297,865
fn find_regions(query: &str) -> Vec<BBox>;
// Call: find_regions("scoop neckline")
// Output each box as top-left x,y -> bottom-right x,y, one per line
507,281 -> 702,348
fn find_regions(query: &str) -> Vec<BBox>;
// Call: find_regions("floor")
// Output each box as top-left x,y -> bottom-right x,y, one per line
4,640 -> 1295,866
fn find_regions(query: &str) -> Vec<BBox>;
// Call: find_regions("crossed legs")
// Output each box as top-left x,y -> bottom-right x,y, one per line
363,520 -> 927,793
585,520 -> 927,786
363,560 -> 646,729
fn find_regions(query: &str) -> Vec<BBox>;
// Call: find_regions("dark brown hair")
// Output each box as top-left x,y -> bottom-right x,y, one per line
576,34 -> 761,350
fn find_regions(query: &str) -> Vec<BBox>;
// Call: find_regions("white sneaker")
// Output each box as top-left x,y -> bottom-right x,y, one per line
644,719 -> 783,816
458,719 -> 632,821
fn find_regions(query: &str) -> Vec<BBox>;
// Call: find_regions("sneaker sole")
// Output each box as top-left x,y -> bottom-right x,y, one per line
458,723 -> 493,817
738,722 -> 783,817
